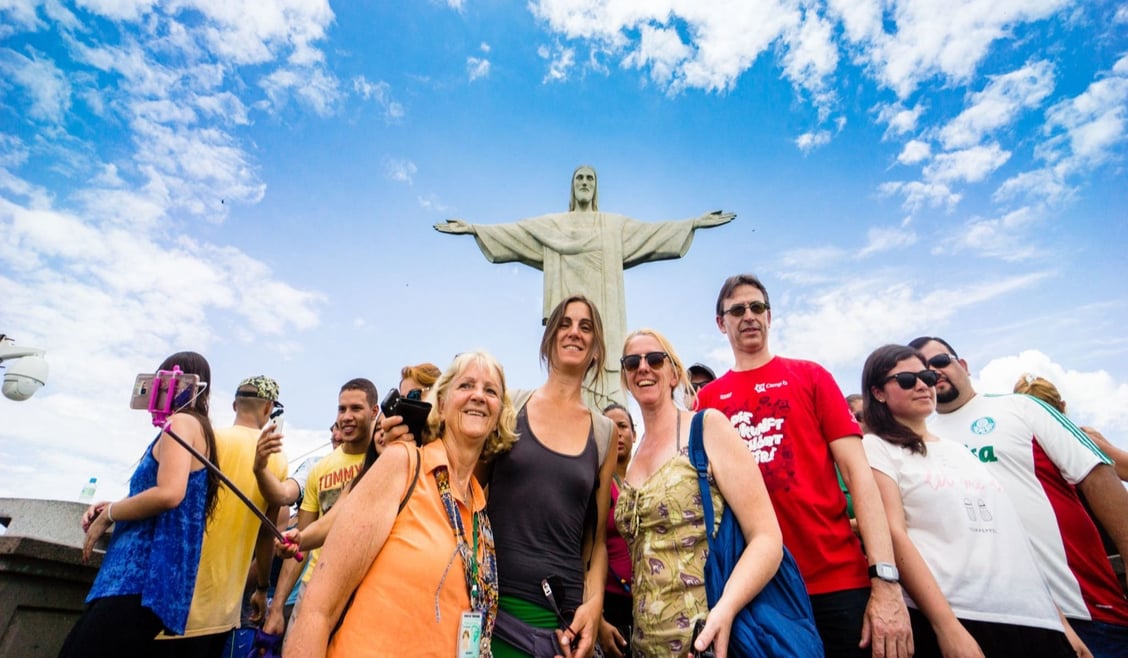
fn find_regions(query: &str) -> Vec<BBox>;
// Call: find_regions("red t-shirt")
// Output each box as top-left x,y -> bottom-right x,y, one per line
696,356 -> 869,595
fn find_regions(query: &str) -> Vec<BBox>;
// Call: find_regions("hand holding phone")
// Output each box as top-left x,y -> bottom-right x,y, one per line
380,389 -> 432,445
690,619 -> 716,658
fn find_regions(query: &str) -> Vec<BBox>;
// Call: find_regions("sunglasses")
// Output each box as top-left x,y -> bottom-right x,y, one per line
881,370 -> 938,390
926,353 -> 958,369
691,381 -> 710,392
621,351 -> 669,371
723,301 -> 770,317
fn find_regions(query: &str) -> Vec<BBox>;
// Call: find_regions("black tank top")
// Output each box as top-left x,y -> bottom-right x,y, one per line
488,406 -> 599,610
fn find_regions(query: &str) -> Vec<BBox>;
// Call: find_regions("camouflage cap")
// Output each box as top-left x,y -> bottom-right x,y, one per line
236,375 -> 280,401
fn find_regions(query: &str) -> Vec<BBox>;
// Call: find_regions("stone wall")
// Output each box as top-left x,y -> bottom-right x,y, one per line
0,498 -> 104,657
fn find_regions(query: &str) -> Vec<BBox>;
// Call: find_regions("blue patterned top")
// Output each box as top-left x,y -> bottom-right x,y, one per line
86,436 -> 208,634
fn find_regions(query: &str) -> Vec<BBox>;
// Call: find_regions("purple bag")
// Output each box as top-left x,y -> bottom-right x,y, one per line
248,628 -> 283,658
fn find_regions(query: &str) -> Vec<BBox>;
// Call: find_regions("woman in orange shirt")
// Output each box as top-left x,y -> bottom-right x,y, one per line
284,351 -> 517,657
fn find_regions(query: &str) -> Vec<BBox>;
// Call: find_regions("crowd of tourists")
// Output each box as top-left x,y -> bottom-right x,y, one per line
60,273 -> 1128,658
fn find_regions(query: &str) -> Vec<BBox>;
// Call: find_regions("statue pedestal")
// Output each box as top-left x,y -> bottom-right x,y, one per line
0,498 -> 105,657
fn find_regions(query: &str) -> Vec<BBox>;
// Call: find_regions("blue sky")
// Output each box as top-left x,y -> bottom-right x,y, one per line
2,0 -> 1126,503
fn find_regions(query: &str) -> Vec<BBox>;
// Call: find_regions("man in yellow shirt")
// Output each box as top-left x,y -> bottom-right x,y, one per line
263,378 -> 378,637
155,376 -> 289,657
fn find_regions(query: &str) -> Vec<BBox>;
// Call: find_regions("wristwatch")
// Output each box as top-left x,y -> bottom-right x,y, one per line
868,562 -> 899,583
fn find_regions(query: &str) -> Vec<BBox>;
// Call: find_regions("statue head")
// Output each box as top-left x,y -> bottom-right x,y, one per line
569,165 -> 598,212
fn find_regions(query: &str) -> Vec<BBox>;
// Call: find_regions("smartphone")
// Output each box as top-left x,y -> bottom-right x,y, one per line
130,371 -> 201,411
380,389 -> 432,445
270,406 -> 285,433
690,619 -> 716,658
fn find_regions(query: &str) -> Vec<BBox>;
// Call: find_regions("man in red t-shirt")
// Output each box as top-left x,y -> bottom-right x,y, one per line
695,273 -> 911,658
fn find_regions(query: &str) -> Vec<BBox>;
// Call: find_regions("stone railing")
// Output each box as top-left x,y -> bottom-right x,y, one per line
0,498 -> 106,657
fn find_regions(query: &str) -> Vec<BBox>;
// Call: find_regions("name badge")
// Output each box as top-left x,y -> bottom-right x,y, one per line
457,610 -> 483,658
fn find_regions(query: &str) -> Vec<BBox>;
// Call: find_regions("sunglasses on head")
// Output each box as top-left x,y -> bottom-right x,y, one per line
926,353 -> 957,369
621,351 -> 669,371
881,370 -> 938,390
723,301 -> 770,317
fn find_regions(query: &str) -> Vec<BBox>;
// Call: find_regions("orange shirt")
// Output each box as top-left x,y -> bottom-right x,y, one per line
328,441 -> 486,658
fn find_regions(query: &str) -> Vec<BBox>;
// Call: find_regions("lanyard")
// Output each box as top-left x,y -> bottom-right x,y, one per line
435,467 -> 484,608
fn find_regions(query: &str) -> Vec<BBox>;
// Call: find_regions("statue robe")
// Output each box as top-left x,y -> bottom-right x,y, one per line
469,211 -> 700,406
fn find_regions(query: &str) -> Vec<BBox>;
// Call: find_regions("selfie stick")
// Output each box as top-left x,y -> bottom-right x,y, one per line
148,367 -> 304,562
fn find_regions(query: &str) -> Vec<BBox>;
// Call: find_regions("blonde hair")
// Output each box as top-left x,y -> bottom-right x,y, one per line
426,351 -> 518,459
619,328 -> 693,403
1013,373 -> 1066,413
401,362 -> 442,391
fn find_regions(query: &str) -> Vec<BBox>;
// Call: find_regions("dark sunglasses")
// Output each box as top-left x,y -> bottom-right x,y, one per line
723,301 -> 770,317
691,381 -> 709,392
621,351 -> 669,371
881,370 -> 938,390
926,353 -> 957,369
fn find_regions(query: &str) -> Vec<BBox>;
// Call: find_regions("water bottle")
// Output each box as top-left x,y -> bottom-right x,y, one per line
79,477 -> 98,502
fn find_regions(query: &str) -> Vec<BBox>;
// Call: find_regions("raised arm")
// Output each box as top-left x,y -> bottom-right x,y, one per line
695,410 -> 783,657
694,210 -> 736,228
283,444 -> 411,658
254,423 -> 299,507
433,219 -> 476,234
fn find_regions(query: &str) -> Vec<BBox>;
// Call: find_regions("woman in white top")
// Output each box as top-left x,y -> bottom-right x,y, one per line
859,344 -> 1086,658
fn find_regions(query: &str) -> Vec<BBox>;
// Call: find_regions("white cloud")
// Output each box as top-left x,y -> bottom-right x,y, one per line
923,143 -> 1011,183
480,42 -> 491,53
538,41 -> 576,83
879,180 -> 961,211
795,130 -> 832,153
352,76 -> 405,122
467,56 -> 491,82
876,102 -> 926,137
978,350 -> 1128,440
858,225 -> 917,257
993,168 -> 1073,207
861,0 -> 1068,98
417,193 -> 449,212
939,60 -> 1055,149
772,271 -> 1050,369
385,158 -> 418,184
623,24 -> 693,88
897,139 -> 931,164
938,205 -> 1042,261
0,47 -> 71,123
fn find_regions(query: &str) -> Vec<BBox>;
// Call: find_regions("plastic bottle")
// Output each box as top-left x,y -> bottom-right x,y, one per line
79,477 -> 98,502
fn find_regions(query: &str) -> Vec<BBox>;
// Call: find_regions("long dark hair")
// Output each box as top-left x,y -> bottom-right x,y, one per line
158,351 -> 220,520
861,344 -> 928,455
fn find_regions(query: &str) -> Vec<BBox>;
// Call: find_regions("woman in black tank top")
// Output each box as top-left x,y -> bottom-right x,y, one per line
485,294 -> 618,658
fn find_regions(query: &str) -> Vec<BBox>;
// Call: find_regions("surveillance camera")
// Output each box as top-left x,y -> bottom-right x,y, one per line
2,354 -> 48,401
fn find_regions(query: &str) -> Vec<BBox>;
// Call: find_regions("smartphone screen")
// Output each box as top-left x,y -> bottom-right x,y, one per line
130,372 -> 201,411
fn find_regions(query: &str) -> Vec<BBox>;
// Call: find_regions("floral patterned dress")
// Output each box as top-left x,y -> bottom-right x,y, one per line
616,451 -> 723,657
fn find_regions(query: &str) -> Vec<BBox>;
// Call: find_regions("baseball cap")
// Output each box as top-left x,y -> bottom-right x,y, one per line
687,363 -> 716,382
235,375 -> 280,402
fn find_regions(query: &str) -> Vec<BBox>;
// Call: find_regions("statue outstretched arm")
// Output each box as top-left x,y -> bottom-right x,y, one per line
694,210 -> 736,228
433,219 -> 476,235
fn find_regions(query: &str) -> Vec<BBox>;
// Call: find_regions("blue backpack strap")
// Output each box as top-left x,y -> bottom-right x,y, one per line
686,410 -> 716,543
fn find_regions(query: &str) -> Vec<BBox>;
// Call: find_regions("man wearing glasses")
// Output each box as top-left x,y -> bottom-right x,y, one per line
696,274 -> 911,658
910,336 -> 1128,657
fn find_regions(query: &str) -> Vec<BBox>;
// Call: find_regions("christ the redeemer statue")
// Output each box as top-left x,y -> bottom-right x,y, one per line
434,165 -> 735,407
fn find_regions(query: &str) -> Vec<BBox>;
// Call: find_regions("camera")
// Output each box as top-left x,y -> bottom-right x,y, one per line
2,355 -> 48,401
0,336 -> 49,401
380,389 -> 432,446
